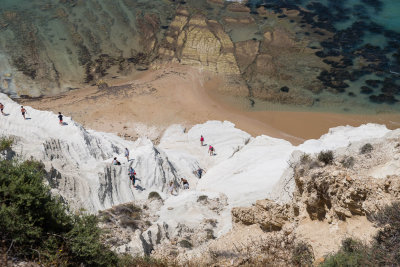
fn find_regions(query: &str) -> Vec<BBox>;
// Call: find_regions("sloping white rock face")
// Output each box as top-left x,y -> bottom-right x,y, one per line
0,93 -> 182,212
0,93 -> 394,239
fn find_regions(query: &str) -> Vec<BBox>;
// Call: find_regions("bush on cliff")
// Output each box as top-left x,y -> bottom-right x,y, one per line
360,143 -> 373,154
321,238 -> 371,267
0,159 -> 118,266
292,241 -> 314,266
148,191 -> 162,200
321,202 -> 400,267
317,150 -> 334,165
0,137 -> 13,151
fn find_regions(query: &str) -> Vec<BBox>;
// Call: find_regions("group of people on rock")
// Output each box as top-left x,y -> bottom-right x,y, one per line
112,148 -> 138,188
200,135 -> 215,156
166,135 -> 214,195
0,103 -> 26,118
0,102 -> 65,125
112,148 -> 130,165
111,135 -> 213,194
168,178 -> 189,195
2,101 -> 217,198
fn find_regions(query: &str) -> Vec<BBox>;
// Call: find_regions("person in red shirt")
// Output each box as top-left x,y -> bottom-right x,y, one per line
200,135 -> 204,146
21,106 -> 26,120
209,145 -> 215,156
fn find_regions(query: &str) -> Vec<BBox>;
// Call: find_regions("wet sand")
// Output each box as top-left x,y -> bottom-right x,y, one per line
20,65 -> 400,145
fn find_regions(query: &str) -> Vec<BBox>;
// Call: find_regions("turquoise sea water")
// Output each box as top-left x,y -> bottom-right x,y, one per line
233,0 -> 400,113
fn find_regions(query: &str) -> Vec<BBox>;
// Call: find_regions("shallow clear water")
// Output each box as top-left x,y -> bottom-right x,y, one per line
239,0 -> 400,114
0,0 -> 176,96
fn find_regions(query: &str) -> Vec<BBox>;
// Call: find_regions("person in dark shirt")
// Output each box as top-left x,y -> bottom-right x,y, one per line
58,112 -> 63,125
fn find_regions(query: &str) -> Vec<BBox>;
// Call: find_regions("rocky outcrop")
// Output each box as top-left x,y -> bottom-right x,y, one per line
232,199 -> 295,231
234,40 -> 259,73
159,11 -> 240,76
137,13 -> 160,54
226,135 -> 400,264
232,161 -> 400,231
100,193 -> 228,258
294,166 -> 400,222
157,9 -> 250,96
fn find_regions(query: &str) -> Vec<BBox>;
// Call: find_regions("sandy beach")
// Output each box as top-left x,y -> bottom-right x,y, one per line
19,65 -> 400,145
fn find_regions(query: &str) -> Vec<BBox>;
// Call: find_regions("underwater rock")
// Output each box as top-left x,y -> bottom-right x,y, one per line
280,86 -> 289,93
369,94 -> 398,104
317,70 -> 350,92
380,78 -> 400,95
365,79 -> 381,88
361,86 -> 374,94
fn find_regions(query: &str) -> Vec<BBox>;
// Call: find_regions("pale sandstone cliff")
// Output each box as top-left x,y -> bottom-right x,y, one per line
222,136 -> 400,265
159,10 -> 240,76
157,8 -> 248,96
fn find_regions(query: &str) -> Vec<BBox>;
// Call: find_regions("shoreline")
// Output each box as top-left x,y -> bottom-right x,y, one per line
18,65 -> 400,145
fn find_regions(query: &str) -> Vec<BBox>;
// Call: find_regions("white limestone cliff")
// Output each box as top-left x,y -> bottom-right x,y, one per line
0,92 -> 398,259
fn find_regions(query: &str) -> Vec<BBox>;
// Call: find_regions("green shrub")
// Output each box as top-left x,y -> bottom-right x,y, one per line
309,160 -> 321,169
197,195 -> 208,202
0,158 -> 180,266
0,159 -> 71,253
321,238 -> 371,267
318,150 -> 334,165
341,156 -> 355,168
99,212 -> 112,223
321,249 -> 371,267
300,153 -> 312,165
372,202 -> 400,230
0,137 -> 13,151
205,229 -> 215,240
0,159 -> 119,266
120,216 -> 139,230
119,255 -> 172,267
292,241 -> 314,266
178,239 -> 193,249
113,203 -> 141,219
369,202 -> 400,266
321,203 -> 400,267
360,143 -> 373,154
66,215 -> 118,266
148,191 -> 162,200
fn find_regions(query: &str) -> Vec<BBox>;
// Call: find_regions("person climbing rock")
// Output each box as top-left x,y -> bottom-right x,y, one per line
20,106 -> 26,120
200,135 -> 204,146
0,103 -> 4,115
197,168 -> 206,178
112,157 -> 121,165
125,148 -> 130,161
129,167 -> 136,188
58,112 -> 63,125
209,145 -> 215,156
181,178 -> 189,189
168,181 -> 175,195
